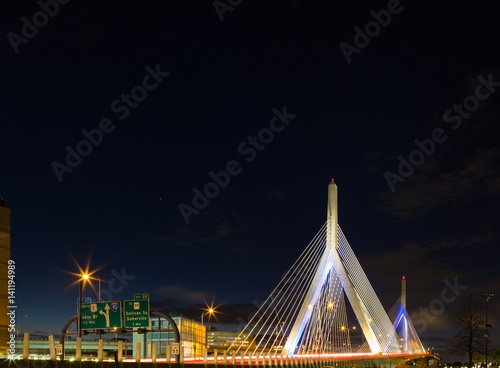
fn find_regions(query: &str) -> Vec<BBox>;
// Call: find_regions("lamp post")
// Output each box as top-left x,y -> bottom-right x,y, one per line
78,273 -> 89,338
201,308 -> 214,357
97,272 -> 117,302
95,272 -> 117,341
482,292 -> 494,368
98,276 -> 102,302
201,308 -> 214,327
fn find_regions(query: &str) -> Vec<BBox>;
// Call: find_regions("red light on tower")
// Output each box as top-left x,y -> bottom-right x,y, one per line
402,276 -> 405,279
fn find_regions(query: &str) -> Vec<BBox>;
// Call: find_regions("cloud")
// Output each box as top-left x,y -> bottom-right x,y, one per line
162,213 -> 246,248
379,147 -> 500,220
161,212 -> 255,259
148,289 -> 263,325
154,285 -> 211,302
426,232 -> 500,252
374,72 -> 500,221
228,246 -> 253,256
359,242 -> 451,289
210,220 -> 234,240
359,229 -> 500,307
266,189 -> 286,201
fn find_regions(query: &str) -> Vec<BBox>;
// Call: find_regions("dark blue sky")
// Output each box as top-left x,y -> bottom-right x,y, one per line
2,0 -> 500,361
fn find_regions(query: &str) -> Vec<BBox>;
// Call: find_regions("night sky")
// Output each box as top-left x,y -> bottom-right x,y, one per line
2,0 -> 500,362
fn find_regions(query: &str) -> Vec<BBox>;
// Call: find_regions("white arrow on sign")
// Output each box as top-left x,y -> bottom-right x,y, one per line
99,304 -> 111,327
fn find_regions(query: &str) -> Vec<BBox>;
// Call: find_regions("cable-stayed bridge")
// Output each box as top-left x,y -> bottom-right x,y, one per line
227,180 -> 427,365
40,180 -> 430,367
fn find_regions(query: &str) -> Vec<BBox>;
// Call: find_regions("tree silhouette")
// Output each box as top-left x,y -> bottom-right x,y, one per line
449,294 -> 485,367
492,348 -> 500,364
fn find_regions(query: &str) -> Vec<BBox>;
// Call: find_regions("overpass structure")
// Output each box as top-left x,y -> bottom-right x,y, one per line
13,338 -> 132,357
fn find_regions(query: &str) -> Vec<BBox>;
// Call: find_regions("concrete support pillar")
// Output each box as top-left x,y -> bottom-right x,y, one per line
118,341 -> 123,363
98,339 -> 103,361
75,337 -> 82,361
166,345 -> 171,367
23,332 -> 29,360
152,343 -> 157,363
48,335 -> 56,361
136,342 -> 141,362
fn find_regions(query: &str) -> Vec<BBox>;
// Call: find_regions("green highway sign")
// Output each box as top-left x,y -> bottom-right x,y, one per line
124,299 -> 150,328
134,293 -> 149,300
81,301 -> 122,330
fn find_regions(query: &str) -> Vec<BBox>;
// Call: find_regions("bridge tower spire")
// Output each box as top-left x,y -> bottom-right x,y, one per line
327,180 -> 382,354
327,179 -> 338,252
401,276 -> 406,309
402,276 -> 407,351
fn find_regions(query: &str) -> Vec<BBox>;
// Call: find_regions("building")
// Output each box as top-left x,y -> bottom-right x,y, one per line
207,330 -> 255,352
133,316 -> 206,358
0,198 -> 11,356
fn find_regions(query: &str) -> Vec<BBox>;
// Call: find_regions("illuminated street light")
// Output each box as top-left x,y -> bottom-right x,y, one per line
78,273 -> 89,338
201,308 -> 215,327
201,304 -> 218,353
63,257 -> 105,342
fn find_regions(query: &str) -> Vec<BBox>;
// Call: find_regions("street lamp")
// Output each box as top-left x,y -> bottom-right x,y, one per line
78,273 -> 89,337
482,292 -> 494,367
201,308 -> 214,327
201,307 -> 215,357
93,272 -> 117,341
97,272 -> 117,302
98,276 -> 103,302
